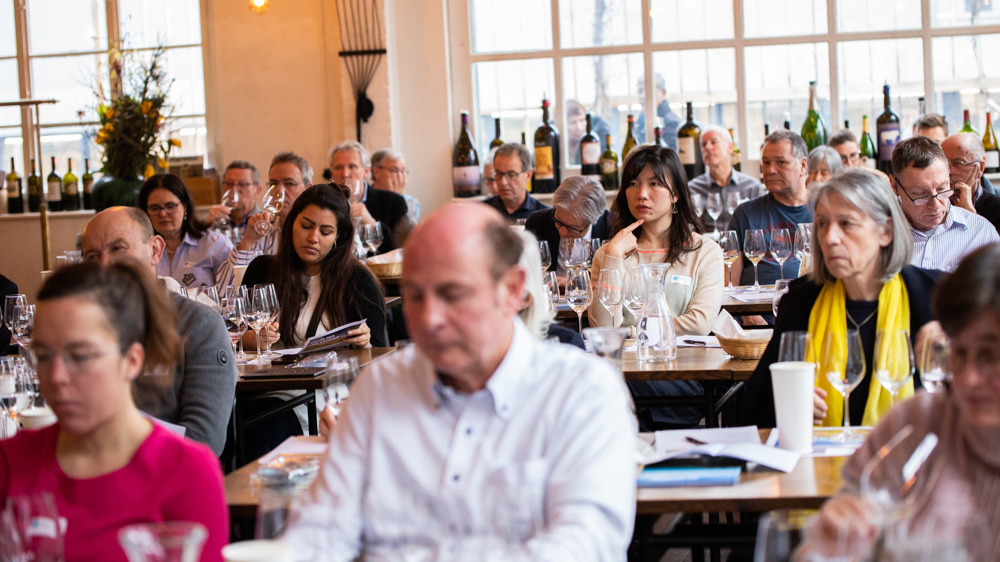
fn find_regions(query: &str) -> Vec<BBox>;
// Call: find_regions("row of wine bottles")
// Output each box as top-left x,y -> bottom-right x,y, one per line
957,109 -> 1000,174
3,157 -> 95,214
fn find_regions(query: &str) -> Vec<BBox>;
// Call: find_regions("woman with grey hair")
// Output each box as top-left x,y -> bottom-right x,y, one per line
741,169 -> 942,429
806,145 -> 843,188
516,230 -> 585,348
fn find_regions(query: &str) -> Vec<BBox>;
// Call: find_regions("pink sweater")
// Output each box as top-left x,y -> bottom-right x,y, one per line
0,423 -> 228,562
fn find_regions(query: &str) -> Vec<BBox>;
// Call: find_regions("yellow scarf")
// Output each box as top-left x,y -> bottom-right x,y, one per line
806,274 -> 914,427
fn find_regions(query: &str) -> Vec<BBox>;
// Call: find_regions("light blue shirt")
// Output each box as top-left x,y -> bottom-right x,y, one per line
283,320 -> 637,561
215,217 -> 283,289
909,204 -> 1000,272
156,229 -> 233,288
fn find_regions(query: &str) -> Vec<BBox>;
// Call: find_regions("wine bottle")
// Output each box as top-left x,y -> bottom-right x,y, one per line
913,96 -> 926,134
677,102 -> 703,180
760,124 -> 770,183
876,84 -> 901,175
800,81 -> 827,151
844,120 -> 850,130
783,113 -> 791,130
62,157 -> 80,211
654,126 -> 663,147
452,110 -> 481,198
599,133 -> 619,192
729,128 -> 741,172
489,117 -> 504,159
27,158 -> 40,213
533,97 -> 560,194
82,158 -> 94,210
580,113 -> 601,179
960,109 -> 978,134
520,131 -> 533,193
860,115 -> 877,170
5,158 -> 22,214
46,156 -> 62,211
621,115 -> 637,163
984,112 -> 1000,174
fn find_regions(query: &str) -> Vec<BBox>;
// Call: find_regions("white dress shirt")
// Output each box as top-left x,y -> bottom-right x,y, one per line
909,205 -> 1000,272
283,319 -> 637,561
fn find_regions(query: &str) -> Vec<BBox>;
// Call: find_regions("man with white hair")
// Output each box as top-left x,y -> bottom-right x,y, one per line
941,132 -> 1000,234
525,176 -> 612,278
370,148 -> 420,223
687,125 -> 764,231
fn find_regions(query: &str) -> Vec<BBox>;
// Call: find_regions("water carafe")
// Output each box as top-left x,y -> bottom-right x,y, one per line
636,263 -> 677,362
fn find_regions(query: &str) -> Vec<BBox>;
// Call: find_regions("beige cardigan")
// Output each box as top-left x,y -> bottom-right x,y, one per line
588,232 -> 723,336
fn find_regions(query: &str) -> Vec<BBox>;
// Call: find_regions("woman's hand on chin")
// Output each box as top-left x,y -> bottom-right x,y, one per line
604,219 -> 644,259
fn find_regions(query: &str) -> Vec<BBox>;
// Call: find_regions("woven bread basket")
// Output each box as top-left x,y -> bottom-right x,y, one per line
716,334 -> 769,359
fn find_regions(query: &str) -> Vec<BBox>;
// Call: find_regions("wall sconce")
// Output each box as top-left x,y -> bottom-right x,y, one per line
249,0 -> 269,15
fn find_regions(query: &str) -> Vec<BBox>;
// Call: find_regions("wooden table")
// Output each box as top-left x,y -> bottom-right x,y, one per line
236,347 -> 397,392
720,292 -> 774,315
225,435 -> 326,521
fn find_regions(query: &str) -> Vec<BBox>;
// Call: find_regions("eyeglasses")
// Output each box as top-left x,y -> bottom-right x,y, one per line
553,212 -> 589,236
491,169 -> 524,182
30,344 -> 120,375
377,166 -> 409,175
949,158 -> 983,170
893,176 -> 954,207
268,180 -> 302,190
223,181 -> 256,190
147,202 -> 181,214
840,152 -> 861,166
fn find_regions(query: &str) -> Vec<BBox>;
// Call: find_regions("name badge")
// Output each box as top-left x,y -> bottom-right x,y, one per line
671,275 -> 692,286
183,261 -> 196,268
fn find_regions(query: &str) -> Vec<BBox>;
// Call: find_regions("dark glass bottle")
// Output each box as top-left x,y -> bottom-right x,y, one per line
580,113 -> 601,178
800,81 -> 828,151
489,117 -> 504,159
621,115 -> 637,163
452,111 -> 481,198
599,133 -> 619,192
6,158 -> 22,214
532,98 -> 560,193
46,156 -> 62,211
27,158 -> 41,212
860,115 -> 877,170
876,84 -> 901,175
63,157 -> 80,211
82,158 -> 94,210
677,102 -> 703,180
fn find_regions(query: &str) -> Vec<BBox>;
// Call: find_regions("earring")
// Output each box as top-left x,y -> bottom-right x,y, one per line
672,206 -> 678,214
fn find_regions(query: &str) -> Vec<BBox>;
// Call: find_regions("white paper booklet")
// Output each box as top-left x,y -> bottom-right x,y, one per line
276,318 -> 367,356
652,426 -> 800,473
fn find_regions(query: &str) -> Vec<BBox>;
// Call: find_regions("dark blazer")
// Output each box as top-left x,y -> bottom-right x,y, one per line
364,186 -> 411,254
1,274 -> 18,354
739,266 -> 942,428
976,191 -> 1000,235
525,208 -> 614,273
242,256 -> 388,347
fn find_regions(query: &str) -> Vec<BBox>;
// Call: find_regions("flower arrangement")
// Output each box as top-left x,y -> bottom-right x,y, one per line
95,47 -> 181,180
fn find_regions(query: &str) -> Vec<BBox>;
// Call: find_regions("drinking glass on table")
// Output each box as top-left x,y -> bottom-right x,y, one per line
772,279 -> 791,318
918,337 -> 950,394
565,270 -> 592,334
3,294 -> 26,337
254,183 -> 286,235
0,358 -> 19,439
724,190 -> 739,217
543,271 -> 560,309
193,286 -> 221,311
777,331 -> 813,364
247,288 -> 273,364
770,228 -> 793,280
224,286 -> 251,361
824,330 -> 866,442
720,230 -> 740,292
559,238 -> 592,273
874,328 -> 915,405
623,269 -> 646,323
11,304 -> 34,352
705,192 -> 723,236
744,229 -> 766,290
538,241 -> 552,274
255,284 -> 281,360
590,238 -> 605,259
362,223 -> 383,256
596,269 -> 623,320
793,223 -> 811,275
221,297 -> 248,360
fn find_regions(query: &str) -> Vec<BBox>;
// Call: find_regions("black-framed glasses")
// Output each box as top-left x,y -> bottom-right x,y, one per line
893,175 -> 953,207
490,169 -> 524,182
553,211 -> 589,236
147,202 -> 181,214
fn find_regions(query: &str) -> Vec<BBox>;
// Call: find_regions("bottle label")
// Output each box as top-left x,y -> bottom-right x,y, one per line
7,180 -> 18,198
581,141 -> 600,165
489,146 -> 499,160
534,146 -> 554,180
452,165 -> 481,196
83,179 -> 93,194
65,180 -> 79,196
987,151 -> 1000,169
600,158 -> 617,175
47,180 -> 61,201
877,123 -> 900,161
861,156 -> 876,170
678,137 -> 696,165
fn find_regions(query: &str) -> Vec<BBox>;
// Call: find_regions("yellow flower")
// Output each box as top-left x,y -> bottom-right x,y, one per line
144,164 -> 155,179
104,122 -> 115,133
96,130 -> 107,144
104,106 -> 115,120
140,100 -> 153,115
169,138 -> 182,148
157,115 -> 165,125
158,157 -> 169,170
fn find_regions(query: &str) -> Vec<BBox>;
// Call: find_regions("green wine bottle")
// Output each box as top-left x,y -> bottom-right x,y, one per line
859,115 -> 877,170
599,133 -> 619,192
46,156 -> 62,211
960,109 -> 978,135
63,157 -> 80,211
451,110 -> 480,198
800,81 -> 827,151
27,158 -> 41,213
677,101 -> 703,180
82,158 -> 94,210
6,158 -> 22,214
621,115 -> 637,163
489,116 -> 504,159
729,128 -> 741,172
984,112 -> 999,174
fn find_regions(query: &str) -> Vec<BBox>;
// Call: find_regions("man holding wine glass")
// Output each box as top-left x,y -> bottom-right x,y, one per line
206,160 -> 263,241
688,125 -> 764,231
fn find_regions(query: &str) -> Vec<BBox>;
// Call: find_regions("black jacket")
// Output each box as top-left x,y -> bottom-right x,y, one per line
525,208 -> 614,273
975,191 -> 1000,236
364,186 -> 411,254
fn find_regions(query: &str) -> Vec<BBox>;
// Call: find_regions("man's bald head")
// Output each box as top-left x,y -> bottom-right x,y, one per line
942,133 -> 986,161
82,206 -> 165,270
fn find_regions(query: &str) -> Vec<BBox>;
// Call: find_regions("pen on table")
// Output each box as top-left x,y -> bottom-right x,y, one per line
682,338 -> 707,346
686,436 -> 708,446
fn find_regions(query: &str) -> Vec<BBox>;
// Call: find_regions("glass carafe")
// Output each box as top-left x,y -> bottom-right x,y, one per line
636,263 -> 676,362
118,522 -> 207,562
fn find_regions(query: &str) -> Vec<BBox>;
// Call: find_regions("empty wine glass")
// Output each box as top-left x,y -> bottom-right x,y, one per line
565,270 -> 592,334
247,287 -> 273,364
538,241 -> 552,274
754,509 -> 815,562
193,286 -> 221,311
724,190 -> 740,217
255,284 -> 281,360
919,337 -> 950,394
559,238 -> 592,273
824,330 -> 866,442
224,285 -> 251,361
543,271 -> 560,310
346,178 -> 365,204
597,269 -> 624,321
772,279 -> 791,317
255,183 -> 286,235
860,425 -> 941,535
720,230 -> 740,292
221,297 -> 248,358
11,304 -> 34,351
217,187 -> 241,228
362,223 -> 383,256
6,492 -> 64,561
705,192 -> 723,236
744,229 -> 767,290
793,223 -> 811,267
119,521 -> 207,562
3,294 -> 26,336
623,269 -> 646,323
777,331 -> 813,364
874,329 -> 915,405
0,358 -> 19,439
770,228 -> 793,280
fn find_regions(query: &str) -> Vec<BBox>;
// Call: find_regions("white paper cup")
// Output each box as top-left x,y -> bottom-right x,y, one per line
222,540 -> 294,562
770,361 -> 816,453
19,406 -> 57,430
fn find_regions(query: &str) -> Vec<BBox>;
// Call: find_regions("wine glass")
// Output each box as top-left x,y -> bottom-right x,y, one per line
705,192 -> 723,236
538,241 -> 552,275
860,424 -> 941,532
724,190 -> 740,217
0,358 -> 18,439
623,269 -> 646,324
559,238 -> 592,273
772,279 -> 791,317
564,270 -> 592,334
543,271 -> 560,310
777,331 -> 813,363
770,228 -> 793,280
255,184 -> 285,235
597,269 -> 624,322
11,304 -> 34,351
720,230 -> 740,292
362,223 -> 383,256
217,187 -> 241,227
3,294 -> 26,336
194,286 -> 221,311
221,297 -> 248,359
824,330 -> 866,442
744,229 -> 767,290
874,329 -> 915,405
918,337 -> 950,394
346,179 -> 365,204
753,509 -> 814,562
224,285 -> 251,361
794,223 -> 811,262
255,284 -> 281,360
247,287 -> 273,364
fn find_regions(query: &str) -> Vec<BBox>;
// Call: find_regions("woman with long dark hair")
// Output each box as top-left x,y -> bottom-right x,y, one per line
138,173 -> 233,289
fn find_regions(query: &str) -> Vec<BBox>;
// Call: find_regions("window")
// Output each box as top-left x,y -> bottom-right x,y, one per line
2,0 -> 206,182
449,0 -> 1000,172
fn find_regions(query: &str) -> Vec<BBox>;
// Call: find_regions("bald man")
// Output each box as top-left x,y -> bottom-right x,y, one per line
942,133 -> 1000,234
81,207 -> 236,455
285,204 -> 636,561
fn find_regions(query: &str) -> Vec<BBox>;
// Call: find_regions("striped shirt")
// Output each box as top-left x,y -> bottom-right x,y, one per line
909,205 -> 1000,272
215,217 -> 282,289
